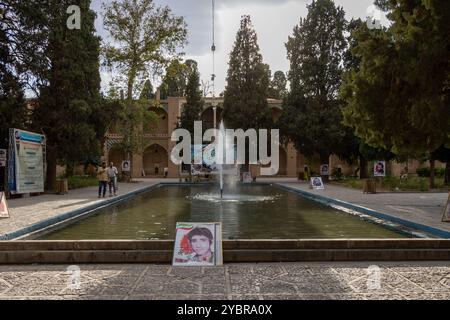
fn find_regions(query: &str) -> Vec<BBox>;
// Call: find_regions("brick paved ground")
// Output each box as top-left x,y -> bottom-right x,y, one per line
0,262 -> 448,300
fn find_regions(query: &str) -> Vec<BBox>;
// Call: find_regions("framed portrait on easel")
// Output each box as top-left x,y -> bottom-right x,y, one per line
442,193 -> 450,222
172,222 -> 223,266
0,192 -> 10,218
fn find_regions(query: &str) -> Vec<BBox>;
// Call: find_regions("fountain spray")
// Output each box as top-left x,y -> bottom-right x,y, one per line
219,121 -> 225,199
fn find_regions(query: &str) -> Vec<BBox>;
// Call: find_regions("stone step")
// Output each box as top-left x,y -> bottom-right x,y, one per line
0,248 -> 449,264
1,239 -> 450,251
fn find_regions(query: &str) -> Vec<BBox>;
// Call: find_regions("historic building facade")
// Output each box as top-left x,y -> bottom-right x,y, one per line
103,94 -> 443,179
104,93 -> 304,178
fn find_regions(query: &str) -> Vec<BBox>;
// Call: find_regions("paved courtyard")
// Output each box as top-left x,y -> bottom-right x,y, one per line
0,262 -> 448,300
0,179 -> 449,300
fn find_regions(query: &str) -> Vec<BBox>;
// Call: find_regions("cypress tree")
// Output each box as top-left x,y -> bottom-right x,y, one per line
0,26 -> 27,149
222,15 -> 271,131
33,0 -> 103,187
280,0 -> 347,164
179,65 -> 204,135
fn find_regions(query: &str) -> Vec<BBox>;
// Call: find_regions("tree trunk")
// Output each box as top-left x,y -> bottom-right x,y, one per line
429,157 -> 435,189
46,146 -> 57,192
359,154 -> 368,179
444,161 -> 450,186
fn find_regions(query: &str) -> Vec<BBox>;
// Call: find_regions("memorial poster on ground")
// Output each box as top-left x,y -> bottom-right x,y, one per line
320,164 -> 329,176
242,172 -> 252,183
121,160 -> 131,172
374,161 -> 386,177
172,222 -> 223,266
0,192 -> 10,218
310,177 -> 325,190
442,193 -> 450,222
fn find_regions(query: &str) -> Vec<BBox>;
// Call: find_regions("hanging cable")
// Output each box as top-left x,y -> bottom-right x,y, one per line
211,0 -> 216,98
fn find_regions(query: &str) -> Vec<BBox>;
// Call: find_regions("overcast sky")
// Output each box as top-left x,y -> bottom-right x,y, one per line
92,0 -> 386,96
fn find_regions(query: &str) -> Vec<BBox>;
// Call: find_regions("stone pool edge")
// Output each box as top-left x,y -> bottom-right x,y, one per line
2,181 -> 449,241
0,182 -> 169,240
274,183 -> 450,239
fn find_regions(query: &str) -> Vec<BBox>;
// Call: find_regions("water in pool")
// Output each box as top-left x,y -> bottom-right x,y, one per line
39,185 -> 407,240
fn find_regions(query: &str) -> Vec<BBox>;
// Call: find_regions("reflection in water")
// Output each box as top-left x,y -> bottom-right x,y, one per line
39,185 -> 409,240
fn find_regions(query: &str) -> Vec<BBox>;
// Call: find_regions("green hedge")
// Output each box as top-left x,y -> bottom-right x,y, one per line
416,168 -> 445,178
66,176 -> 99,190
340,176 -> 447,191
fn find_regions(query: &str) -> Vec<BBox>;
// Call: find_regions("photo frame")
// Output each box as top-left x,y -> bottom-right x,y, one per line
374,161 -> 386,177
320,164 -> 329,176
121,160 -> 131,172
0,192 -> 10,218
242,172 -> 252,183
310,177 -> 325,190
173,222 -> 223,266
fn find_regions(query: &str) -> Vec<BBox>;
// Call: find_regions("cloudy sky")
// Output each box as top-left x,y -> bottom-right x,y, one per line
91,0 -> 385,96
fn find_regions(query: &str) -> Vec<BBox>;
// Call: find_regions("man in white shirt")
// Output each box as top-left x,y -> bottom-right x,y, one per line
107,162 -> 119,196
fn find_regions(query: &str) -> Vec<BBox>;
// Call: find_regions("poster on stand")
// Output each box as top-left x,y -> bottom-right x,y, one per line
172,222 -> 223,266
310,177 -> 325,190
320,164 -> 329,176
8,129 -> 45,194
0,192 -> 10,218
374,161 -> 386,177
442,193 -> 450,222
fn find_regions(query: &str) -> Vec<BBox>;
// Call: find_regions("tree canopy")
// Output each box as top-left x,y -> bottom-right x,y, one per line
280,0 -> 348,162
222,15 -> 272,131
102,0 -> 187,101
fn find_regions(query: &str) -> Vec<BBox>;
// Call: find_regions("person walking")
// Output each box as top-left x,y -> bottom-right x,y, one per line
107,162 -> 118,196
97,162 -> 108,198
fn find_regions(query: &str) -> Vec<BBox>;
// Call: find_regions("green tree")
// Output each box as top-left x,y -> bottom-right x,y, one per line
160,59 -> 198,99
280,0 -> 347,164
3,1 -> 121,189
160,59 -> 188,99
103,0 -> 187,176
179,66 -> 204,135
0,1 -> 49,96
140,79 -> 154,100
103,0 -> 187,101
26,0 -> 105,190
341,0 -> 450,188
0,23 -> 28,149
222,15 -> 271,131
268,71 -> 287,100
432,145 -> 450,185
110,99 -> 159,180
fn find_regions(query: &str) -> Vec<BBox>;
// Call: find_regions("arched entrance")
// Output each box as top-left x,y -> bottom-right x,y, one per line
278,147 -> 288,176
108,146 -> 124,172
143,144 -> 168,176
201,107 -> 223,130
